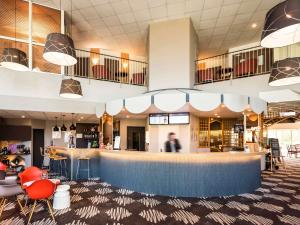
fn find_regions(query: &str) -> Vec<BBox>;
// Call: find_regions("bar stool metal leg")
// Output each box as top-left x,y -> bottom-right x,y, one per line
88,159 -> 90,180
76,160 -> 80,180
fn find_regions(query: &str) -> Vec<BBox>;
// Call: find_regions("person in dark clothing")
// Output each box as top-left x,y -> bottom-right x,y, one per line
165,132 -> 181,152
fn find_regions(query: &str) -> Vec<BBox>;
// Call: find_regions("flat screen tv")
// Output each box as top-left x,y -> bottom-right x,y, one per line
169,113 -> 190,124
149,114 -> 169,125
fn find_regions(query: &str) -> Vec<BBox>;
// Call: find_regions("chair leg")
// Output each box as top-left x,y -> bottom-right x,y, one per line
46,200 -> 56,224
17,197 -> 26,216
27,200 -> 36,225
0,198 -> 7,219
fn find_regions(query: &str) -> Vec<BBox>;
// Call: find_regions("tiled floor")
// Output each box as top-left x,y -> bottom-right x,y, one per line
1,158 -> 300,225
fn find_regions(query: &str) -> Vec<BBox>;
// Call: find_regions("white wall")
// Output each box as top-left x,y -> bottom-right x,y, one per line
148,124 -> 190,153
119,118 -> 147,150
0,67 -> 146,116
149,18 -> 196,90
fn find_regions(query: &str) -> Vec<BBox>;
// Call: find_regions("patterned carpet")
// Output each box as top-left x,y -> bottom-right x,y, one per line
1,158 -> 300,225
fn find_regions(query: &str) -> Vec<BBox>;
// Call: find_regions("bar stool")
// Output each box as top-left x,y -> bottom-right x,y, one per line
76,157 -> 90,180
53,156 -> 68,178
49,149 -> 68,177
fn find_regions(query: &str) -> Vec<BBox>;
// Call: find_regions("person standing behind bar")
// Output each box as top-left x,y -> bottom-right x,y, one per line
165,132 -> 181,152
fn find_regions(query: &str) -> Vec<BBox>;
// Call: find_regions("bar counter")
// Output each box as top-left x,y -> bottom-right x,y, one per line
54,148 -> 262,197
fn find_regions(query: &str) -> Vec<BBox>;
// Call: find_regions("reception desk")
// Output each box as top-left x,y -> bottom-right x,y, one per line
54,148 -> 262,198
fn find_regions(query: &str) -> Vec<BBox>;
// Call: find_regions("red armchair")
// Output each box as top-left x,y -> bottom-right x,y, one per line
92,65 -> 110,80
234,58 -> 258,76
196,66 -> 221,83
19,166 -> 43,188
131,73 -> 145,85
0,162 -> 7,171
25,179 -> 56,224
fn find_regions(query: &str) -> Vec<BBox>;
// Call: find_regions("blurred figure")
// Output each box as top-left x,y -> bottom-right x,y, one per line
165,132 -> 181,152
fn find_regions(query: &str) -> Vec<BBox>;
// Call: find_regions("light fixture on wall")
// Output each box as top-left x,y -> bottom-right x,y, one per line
61,115 -> 67,131
70,113 -> 76,131
53,117 -> 59,132
261,0 -> 300,47
269,57 -> 300,86
43,0 -> 77,66
59,78 -> 83,98
0,0 -> 28,71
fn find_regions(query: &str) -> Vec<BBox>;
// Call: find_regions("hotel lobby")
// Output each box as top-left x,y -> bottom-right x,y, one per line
1,0 -> 300,224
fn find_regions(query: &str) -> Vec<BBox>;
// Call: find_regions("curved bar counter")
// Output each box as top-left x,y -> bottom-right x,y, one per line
53,148 -> 262,198
99,151 -> 261,197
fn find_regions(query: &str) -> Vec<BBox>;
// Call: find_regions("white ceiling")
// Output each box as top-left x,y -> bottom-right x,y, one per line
0,109 -> 99,122
33,0 -> 284,58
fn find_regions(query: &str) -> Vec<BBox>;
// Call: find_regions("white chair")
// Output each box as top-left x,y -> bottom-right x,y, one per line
53,185 -> 70,210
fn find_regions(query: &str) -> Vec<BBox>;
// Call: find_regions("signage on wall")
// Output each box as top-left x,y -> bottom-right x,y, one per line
114,136 -> 121,150
149,113 -> 190,125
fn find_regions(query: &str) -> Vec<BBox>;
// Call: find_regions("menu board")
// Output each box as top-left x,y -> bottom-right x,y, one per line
269,138 -> 280,157
169,113 -> 190,124
149,114 -> 169,125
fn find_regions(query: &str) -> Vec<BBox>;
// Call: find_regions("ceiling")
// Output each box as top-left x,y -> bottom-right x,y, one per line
0,109 -> 99,122
33,0 -> 284,58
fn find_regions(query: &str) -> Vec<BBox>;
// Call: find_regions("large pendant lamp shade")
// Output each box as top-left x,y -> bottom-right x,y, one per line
269,57 -> 300,86
0,48 -> 28,71
59,78 -> 83,99
43,33 -> 77,66
261,0 -> 300,48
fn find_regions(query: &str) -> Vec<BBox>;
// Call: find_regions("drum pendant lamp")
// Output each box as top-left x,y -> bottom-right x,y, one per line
269,57 -> 300,86
261,0 -> 300,48
59,78 -> 83,98
0,0 -> 28,71
43,0 -> 77,66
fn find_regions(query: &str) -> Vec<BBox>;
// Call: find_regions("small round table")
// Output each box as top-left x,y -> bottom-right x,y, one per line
53,184 -> 70,210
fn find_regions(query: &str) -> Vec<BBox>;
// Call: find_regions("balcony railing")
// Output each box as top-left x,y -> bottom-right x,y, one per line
65,49 -> 148,86
194,46 -> 274,85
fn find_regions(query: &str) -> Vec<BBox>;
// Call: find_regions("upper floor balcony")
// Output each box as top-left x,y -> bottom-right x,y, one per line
194,46 -> 274,85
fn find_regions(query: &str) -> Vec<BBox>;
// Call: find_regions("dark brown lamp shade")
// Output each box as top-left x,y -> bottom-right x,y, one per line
61,124 -> 67,131
43,33 -> 77,66
0,48 -> 28,71
60,78 -> 83,98
269,57 -> 300,86
261,0 -> 300,48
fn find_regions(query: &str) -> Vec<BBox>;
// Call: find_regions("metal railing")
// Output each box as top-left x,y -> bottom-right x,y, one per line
65,49 -> 148,86
194,46 -> 274,85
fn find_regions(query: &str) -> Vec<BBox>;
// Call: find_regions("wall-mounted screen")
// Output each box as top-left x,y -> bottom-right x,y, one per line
169,113 -> 190,124
149,114 -> 169,125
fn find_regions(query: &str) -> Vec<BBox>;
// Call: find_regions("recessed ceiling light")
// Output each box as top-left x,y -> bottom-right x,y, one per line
21,115 -> 25,118
214,113 -> 218,116
80,116 -> 84,119
251,23 -> 257,28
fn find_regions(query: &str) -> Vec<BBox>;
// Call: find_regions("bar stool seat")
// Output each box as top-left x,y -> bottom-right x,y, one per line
76,157 -> 90,180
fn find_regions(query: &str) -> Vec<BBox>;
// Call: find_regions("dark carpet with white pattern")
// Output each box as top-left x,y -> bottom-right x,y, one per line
1,158 -> 300,225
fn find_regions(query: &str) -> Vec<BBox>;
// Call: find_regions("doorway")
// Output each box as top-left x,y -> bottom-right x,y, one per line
33,129 -> 44,167
127,126 -> 145,151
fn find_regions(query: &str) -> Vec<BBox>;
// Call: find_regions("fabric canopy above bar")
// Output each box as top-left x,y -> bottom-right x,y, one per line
189,92 -> 221,111
106,99 -> 123,116
103,90 -> 267,116
125,95 -> 152,114
154,90 -> 187,112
